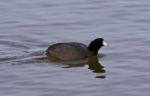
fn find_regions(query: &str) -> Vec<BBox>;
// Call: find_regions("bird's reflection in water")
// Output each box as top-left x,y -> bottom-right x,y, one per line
47,55 -> 106,79
88,55 -> 106,79
88,55 -> 105,73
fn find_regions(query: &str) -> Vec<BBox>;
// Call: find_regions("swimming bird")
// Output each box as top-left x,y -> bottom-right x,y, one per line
46,38 -> 108,61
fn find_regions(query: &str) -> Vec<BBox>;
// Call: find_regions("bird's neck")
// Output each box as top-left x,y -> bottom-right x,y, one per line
89,50 -> 98,56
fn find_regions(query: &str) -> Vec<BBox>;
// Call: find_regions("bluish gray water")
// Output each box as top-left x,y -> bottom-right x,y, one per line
0,0 -> 150,96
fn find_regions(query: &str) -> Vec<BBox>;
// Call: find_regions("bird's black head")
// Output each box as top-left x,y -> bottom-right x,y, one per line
88,38 -> 108,55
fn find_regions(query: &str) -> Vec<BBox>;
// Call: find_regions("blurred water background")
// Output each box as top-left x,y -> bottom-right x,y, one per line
0,0 -> 150,96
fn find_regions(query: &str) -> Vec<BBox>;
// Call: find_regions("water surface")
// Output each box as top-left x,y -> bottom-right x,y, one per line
0,0 -> 150,96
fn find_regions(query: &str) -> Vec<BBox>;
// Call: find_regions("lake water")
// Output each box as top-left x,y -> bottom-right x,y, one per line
0,0 -> 150,96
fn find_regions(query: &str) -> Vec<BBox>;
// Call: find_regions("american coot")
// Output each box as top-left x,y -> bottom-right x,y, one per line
46,38 -> 108,61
